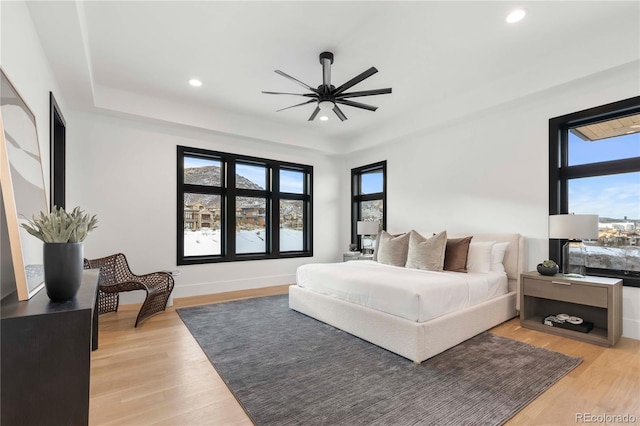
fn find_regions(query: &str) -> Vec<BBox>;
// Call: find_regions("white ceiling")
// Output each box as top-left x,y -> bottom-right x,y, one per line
25,1 -> 640,154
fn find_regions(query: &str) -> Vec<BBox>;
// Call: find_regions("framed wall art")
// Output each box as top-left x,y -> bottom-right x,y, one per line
0,69 -> 48,300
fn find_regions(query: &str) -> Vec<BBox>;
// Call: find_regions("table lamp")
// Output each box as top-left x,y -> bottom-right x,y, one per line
357,220 -> 380,255
549,214 -> 599,277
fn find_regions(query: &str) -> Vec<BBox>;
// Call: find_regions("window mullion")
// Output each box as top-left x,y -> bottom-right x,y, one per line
272,165 -> 280,255
226,160 -> 236,259
561,158 -> 640,180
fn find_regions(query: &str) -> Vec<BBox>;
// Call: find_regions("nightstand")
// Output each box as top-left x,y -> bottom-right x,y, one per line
519,272 -> 622,346
343,253 -> 374,262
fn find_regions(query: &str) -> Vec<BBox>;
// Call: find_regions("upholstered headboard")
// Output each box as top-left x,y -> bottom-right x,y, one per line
419,232 -> 527,304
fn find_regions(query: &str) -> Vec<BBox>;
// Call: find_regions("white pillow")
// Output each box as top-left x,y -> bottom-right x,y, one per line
491,242 -> 509,273
466,241 -> 495,273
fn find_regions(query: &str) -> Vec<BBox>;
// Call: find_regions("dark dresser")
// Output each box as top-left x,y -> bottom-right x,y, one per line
1,270 -> 99,426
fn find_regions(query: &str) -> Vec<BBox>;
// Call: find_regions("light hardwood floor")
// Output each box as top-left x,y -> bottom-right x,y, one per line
91,287 -> 639,426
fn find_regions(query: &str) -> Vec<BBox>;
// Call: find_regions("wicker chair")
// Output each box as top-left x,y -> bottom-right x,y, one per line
83,253 -> 174,327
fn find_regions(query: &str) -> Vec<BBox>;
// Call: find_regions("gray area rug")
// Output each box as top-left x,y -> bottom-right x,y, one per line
177,295 -> 581,426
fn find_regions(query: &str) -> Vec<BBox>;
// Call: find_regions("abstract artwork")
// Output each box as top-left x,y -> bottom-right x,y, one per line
0,69 -> 48,300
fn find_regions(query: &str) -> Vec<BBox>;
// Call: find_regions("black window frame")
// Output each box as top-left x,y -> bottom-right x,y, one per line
549,96 -> 640,287
177,145 -> 313,265
351,161 -> 387,250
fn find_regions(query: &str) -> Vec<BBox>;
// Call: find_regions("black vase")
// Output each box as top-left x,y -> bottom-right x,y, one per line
43,242 -> 84,301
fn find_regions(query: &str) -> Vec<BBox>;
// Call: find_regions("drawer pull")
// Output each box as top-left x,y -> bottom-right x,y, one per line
551,281 -> 572,286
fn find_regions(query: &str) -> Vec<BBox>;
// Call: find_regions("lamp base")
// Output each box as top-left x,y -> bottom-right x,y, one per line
562,240 -> 586,277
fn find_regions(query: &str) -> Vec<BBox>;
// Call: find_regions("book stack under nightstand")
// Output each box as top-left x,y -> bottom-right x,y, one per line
519,271 -> 622,346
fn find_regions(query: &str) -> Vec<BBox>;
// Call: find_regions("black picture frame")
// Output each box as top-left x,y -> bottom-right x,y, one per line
50,92 -> 66,211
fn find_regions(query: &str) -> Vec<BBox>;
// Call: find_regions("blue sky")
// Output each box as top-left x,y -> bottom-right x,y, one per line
184,157 -> 219,169
568,132 -> 640,220
361,171 -> 383,194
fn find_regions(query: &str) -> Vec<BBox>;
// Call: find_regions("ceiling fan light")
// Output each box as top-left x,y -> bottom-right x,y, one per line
318,101 -> 334,111
319,115 -> 329,121
189,79 -> 202,87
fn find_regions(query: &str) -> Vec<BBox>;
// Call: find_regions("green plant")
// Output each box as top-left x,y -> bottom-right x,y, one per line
21,206 -> 98,243
541,259 -> 557,268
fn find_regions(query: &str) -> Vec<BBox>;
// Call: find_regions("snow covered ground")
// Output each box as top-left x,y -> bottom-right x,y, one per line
184,228 -> 303,256
184,229 -> 221,256
584,244 -> 640,271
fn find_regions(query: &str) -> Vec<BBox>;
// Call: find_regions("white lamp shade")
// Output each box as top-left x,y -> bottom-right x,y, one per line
549,214 -> 599,240
357,221 -> 379,235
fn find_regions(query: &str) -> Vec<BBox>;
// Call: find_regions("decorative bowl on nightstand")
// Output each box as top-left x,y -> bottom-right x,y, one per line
536,261 -> 559,276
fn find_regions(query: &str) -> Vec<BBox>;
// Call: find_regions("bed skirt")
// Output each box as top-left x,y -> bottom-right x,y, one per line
289,284 -> 517,364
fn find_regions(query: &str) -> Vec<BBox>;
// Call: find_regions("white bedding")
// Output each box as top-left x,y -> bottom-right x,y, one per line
296,260 -> 507,323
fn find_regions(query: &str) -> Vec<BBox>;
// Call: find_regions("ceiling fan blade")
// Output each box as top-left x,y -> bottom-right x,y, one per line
262,91 -> 317,98
274,70 -> 319,93
335,88 -> 392,99
333,67 -> 378,96
276,99 -> 316,112
335,99 -> 378,111
308,106 -> 321,121
333,105 -> 347,121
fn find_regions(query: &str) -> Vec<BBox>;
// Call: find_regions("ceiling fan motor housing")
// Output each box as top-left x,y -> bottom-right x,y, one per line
319,52 -> 334,64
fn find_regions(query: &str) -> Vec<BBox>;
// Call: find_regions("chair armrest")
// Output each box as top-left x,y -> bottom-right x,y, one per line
98,280 -> 147,293
133,271 -> 175,292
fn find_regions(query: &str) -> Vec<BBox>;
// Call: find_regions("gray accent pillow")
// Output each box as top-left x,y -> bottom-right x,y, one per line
405,230 -> 448,271
376,231 -> 410,267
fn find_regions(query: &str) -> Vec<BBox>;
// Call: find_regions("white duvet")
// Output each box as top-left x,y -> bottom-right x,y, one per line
296,260 -> 508,323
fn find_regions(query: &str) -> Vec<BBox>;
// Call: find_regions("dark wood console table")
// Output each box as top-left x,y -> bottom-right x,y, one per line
1,270 -> 99,426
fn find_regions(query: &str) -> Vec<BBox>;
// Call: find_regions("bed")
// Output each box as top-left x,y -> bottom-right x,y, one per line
289,232 -> 526,363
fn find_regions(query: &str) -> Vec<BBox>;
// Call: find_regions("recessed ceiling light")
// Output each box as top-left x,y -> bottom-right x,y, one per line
506,9 -> 527,23
319,115 -> 329,121
189,79 -> 202,87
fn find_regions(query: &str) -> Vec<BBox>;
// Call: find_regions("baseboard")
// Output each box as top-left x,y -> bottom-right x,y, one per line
172,274 -> 295,298
173,284 -> 290,309
116,274 -> 295,307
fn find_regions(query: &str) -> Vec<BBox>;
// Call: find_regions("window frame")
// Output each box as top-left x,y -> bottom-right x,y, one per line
549,96 -> 640,287
177,146 -> 313,265
351,161 -> 387,250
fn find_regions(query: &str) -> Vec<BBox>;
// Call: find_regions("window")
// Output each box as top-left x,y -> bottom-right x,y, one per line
351,161 -> 386,250
549,96 -> 640,287
177,146 -> 313,264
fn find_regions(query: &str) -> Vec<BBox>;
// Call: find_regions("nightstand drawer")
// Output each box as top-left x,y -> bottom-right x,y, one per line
523,277 -> 607,308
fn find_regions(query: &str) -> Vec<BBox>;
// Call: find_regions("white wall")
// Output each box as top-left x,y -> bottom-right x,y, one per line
66,110 -> 342,303
341,62 -> 640,339
0,0 -> 66,293
1,0 -> 67,196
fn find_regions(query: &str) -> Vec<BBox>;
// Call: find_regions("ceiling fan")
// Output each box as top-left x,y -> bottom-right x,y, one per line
262,52 -> 392,121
